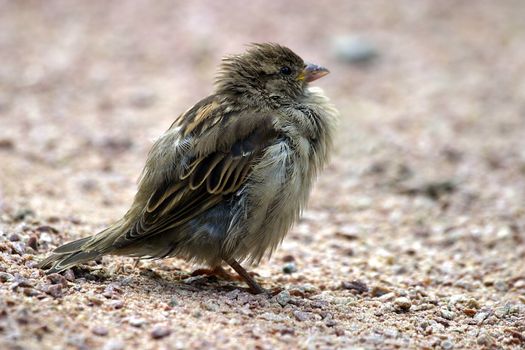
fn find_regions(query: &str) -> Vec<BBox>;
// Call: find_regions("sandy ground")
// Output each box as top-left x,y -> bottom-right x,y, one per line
1,1 -> 525,349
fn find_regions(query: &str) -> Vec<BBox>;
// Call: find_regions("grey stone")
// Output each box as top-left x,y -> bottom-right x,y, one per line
332,35 -> 378,64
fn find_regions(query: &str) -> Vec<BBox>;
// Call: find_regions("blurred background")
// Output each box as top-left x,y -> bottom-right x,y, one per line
1,1 -> 525,348
1,0 -> 524,224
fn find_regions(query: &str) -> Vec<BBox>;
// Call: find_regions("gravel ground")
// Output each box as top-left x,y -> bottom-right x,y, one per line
1,1 -> 524,349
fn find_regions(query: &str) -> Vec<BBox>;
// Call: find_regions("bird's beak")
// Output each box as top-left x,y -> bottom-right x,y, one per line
299,63 -> 330,82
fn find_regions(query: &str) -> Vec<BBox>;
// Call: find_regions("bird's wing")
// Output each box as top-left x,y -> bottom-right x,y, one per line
112,96 -> 278,248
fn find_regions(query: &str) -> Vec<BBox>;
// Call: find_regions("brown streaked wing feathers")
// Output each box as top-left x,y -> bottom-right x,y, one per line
113,99 -> 277,248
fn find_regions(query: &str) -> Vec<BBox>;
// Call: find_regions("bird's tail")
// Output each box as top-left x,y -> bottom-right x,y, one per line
37,236 -> 105,273
38,218 -> 129,273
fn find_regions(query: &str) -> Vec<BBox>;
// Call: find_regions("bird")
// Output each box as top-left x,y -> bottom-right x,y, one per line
38,43 -> 338,294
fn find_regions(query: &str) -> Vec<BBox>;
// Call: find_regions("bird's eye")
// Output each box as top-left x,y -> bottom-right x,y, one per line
280,66 -> 292,75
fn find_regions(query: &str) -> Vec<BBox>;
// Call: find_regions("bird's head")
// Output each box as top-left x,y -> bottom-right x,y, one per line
215,43 -> 329,104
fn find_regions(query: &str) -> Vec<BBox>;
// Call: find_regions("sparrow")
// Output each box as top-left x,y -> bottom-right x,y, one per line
39,43 -> 338,294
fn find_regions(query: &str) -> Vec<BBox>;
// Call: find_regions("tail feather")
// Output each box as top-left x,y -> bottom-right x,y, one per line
53,237 -> 91,254
38,219 -> 130,273
38,236 -> 104,273
39,250 -> 103,273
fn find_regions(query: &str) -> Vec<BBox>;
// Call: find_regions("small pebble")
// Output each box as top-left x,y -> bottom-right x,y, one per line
35,225 -> 59,233
394,297 -> 412,311
370,285 -> 391,297
299,284 -> 317,293
87,293 -> 105,306
203,300 -> 219,312
384,328 -> 399,338
494,305 -> 510,318
282,262 -> 297,274
129,317 -> 146,327
64,269 -> 76,282
509,304 -> 522,314
45,284 -> 64,298
477,331 -> 495,346
275,290 -> 291,307
13,275 -> 34,288
151,325 -> 171,339
23,287 -> 40,297
9,233 -> 21,241
27,235 -> 38,251
109,300 -> 124,309
0,138 -> 14,149
293,310 -> 309,322
442,339 -> 454,350
465,298 -> 480,309
289,284 -> 317,297
25,260 -> 39,269
474,311 -> 490,324
430,321 -> 445,334
0,272 -> 14,283
341,280 -> 368,294
494,280 -> 508,292
463,309 -> 477,317
378,292 -> 395,302
47,273 -> 68,287
14,208 -> 35,221
335,225 -> 360,240
282,255 -> 295,262
103,284 -> 121,299
11,242 -> 26,255
118,277 -> 133,286
440,309 -> 456,320
325,319 -> 337,327
448,294 -> 465,307
102,339 -> 125,350
92,326 -> 109,336
260,312 -> 287,322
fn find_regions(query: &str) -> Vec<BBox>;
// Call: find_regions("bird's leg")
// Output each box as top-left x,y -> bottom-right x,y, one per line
226,258 -> 265,294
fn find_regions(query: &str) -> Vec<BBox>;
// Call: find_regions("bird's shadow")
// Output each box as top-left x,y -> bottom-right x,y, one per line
70,265 -> 278,297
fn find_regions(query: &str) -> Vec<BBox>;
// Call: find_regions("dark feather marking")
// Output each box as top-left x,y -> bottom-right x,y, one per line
190,155 -> 224,190
114,108 -> 279,249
